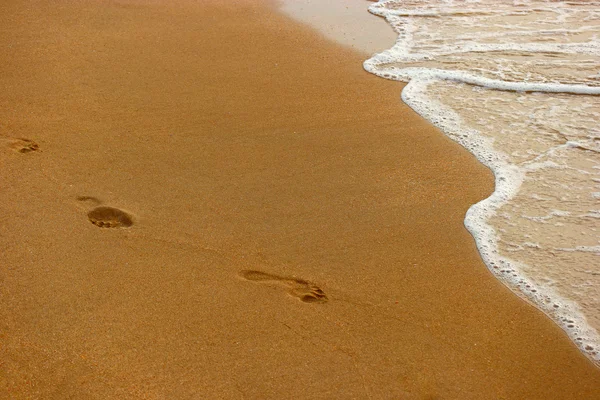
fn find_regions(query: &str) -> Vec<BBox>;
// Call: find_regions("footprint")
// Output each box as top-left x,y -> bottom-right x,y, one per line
7,138 -> 39,153
87,206 -> 133,228
239,270 -> 328,303
77,197 -> 134,229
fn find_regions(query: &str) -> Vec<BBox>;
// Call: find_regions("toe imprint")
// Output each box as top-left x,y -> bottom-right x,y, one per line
290,285 -> 328,303
9,138 -> 39,153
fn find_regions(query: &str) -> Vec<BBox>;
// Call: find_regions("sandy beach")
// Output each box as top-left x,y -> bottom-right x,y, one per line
1,0 -> 600,398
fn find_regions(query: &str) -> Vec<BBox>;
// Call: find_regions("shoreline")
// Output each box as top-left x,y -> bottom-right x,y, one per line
362,0 -> 600,366
280,0 -> 600,368
1,0 -> 600,398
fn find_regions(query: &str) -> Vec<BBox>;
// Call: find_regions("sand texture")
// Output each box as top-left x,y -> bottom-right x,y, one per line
1,1 -> 600,399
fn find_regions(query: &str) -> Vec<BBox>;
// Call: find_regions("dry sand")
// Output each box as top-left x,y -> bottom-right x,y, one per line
1,0 -> 600,398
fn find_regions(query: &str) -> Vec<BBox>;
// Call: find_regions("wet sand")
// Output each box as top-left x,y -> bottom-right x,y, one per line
1,0 -> 600,398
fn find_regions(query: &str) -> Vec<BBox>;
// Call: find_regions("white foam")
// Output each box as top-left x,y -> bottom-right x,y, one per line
365,0 -> 600,365
402,78 -> 600,365
363,66 -> 600,94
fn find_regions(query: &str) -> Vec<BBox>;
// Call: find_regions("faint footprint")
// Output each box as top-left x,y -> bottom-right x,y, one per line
239,270 -> 328,303
77,196 -> 134,229
6,138 -> 39,153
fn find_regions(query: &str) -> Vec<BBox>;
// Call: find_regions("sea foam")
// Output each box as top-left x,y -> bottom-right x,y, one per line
365,0 -> 600,364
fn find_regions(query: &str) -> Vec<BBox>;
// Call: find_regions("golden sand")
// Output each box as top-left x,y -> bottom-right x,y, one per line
1,1 -> 599,398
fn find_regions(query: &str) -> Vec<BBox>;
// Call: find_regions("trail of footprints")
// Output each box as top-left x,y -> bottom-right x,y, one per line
79,197 -> 324,304
5,138 -> 133,229
5,138 -> 132,229
240,270 -> 328,303
9,138 -> 320,302
79,197 -> 325,305
4,138 -> 131,229
8,138 -> 325,306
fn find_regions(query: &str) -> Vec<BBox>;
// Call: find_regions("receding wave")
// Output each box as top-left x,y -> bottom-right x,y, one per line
364,0 -> 600,365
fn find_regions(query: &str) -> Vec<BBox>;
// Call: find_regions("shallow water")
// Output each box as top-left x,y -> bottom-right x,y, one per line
365,0 -> 600,364
278,0 -> 397,55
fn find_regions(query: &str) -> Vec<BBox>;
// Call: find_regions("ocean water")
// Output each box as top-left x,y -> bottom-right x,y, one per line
365,0 -> 600,364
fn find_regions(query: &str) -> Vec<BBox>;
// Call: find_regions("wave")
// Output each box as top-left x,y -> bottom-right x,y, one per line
364,0 -> 600,365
